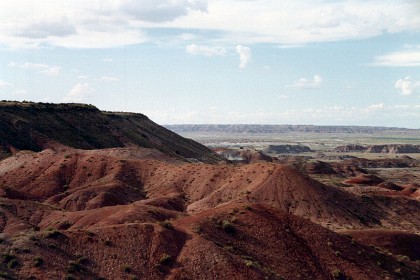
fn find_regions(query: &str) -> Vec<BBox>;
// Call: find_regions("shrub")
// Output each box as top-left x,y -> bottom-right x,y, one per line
159,220 -> 173,230
64,274 -> 76,280
67,260 -> 82,273
222,220 -> 236,234
335,251 -> 341,257
159,254 -> 172,265
331,269 -> 346,279
33,256 -> 43,267
2,254 -> 16,263
104,239 -> 112,246
7,258 -> 18,269
45,229 -> 61,239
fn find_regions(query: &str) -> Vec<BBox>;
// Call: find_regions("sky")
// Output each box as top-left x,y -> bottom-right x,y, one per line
0,1 -> 419,128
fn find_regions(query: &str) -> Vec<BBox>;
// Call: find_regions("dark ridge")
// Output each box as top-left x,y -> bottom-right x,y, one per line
0,101 -> 223,163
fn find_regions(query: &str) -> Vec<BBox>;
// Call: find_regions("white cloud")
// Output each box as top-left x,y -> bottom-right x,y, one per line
179,33 -> 197,41
11,89 -> 27,96
118,0 -> 207,22
0,80 -> 12,88
0,0 -> 202,49
100,76 -> 120,82
13,17 -> 76,39
278,94 -> 289,100
10,62 -> 61,76
373,49 -> 420,67
236,45 -> 251,68
287,75 -> 322,89
0,1 -> 419,48
64,83 -> 94,102
367,103 -> 384,110
395,76 -> 420,95
186,44 -> 226,56
171,0 -> 420,45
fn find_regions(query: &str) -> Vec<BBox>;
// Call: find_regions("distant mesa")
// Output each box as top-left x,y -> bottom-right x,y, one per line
333,144 -> 366,153
334,144 -> 420,153
264,144 -> 313,154
165,124 -> 418,134
365,144 -> 420,153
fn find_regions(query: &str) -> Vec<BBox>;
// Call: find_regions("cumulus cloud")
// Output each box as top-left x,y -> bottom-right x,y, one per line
100,76 -> 120,82
185,44 -> 226,56
367,103 -> 384,111
171,0 -> 420,45
0,80 -> 12,88
118,0 -> 207,22
236,45 -> 251,68
395,77 -> 420,95
64,83 -> 94,102
0,1 -> 419,48
14,18 -> 76,39
287,75 -> 322,89
373,49 -> 420,67
9,62 -> 60,76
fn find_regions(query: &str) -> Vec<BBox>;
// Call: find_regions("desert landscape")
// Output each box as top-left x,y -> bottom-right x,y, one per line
0,101 -> 419,279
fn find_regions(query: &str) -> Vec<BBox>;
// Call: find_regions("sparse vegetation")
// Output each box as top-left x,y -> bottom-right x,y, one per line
64,274 -> 76,280
33,256 -> 44,267
331,269 -> 346,279
67,260 -> 83,273
222,220 -> 236,234
104,238 -> 112,246
159,220 -> 174,230
159,253 -> 172,265
122,265 -> 131,273
44,228 -> 61,239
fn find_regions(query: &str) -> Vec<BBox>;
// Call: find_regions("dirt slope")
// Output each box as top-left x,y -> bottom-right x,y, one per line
0,203 -> 418,280
1,147 -> 419,234
0,101 -> 222,163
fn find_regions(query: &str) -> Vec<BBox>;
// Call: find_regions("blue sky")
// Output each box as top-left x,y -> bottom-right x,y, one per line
0,1 -> 419,128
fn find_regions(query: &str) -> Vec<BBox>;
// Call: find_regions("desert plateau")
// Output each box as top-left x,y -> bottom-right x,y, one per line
0,102 -> 418,280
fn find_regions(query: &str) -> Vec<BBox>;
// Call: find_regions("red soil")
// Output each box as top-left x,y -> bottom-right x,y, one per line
343,229 -> 420,261
1,146 -> 420,279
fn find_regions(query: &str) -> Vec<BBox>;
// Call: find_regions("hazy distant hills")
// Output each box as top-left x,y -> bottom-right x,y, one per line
165,124 -> 419,134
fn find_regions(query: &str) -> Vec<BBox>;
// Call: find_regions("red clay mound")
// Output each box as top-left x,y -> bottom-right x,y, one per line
343,229 -> 420,261
1,203 -> 418,280
171,203 -> 419,280
376,182 -> 404,191
344,174 -> 384,186
2,147 -> 420,233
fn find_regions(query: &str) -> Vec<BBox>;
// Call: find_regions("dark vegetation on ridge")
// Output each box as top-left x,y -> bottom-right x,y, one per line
0,101 -> 222,163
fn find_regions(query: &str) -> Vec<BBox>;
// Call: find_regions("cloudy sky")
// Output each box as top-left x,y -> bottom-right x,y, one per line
0,0 -> 419,128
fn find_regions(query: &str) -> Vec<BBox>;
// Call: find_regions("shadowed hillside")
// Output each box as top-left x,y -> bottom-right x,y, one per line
0,101 -> 222,163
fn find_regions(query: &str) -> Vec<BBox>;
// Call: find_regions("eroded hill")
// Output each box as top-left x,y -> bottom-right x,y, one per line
0,101 -> 222,163
0,146 -> 419,279
1,102 -> 420,279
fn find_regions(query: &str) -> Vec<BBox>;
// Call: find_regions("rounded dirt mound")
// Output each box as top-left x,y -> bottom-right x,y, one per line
343,229 -> 420,261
